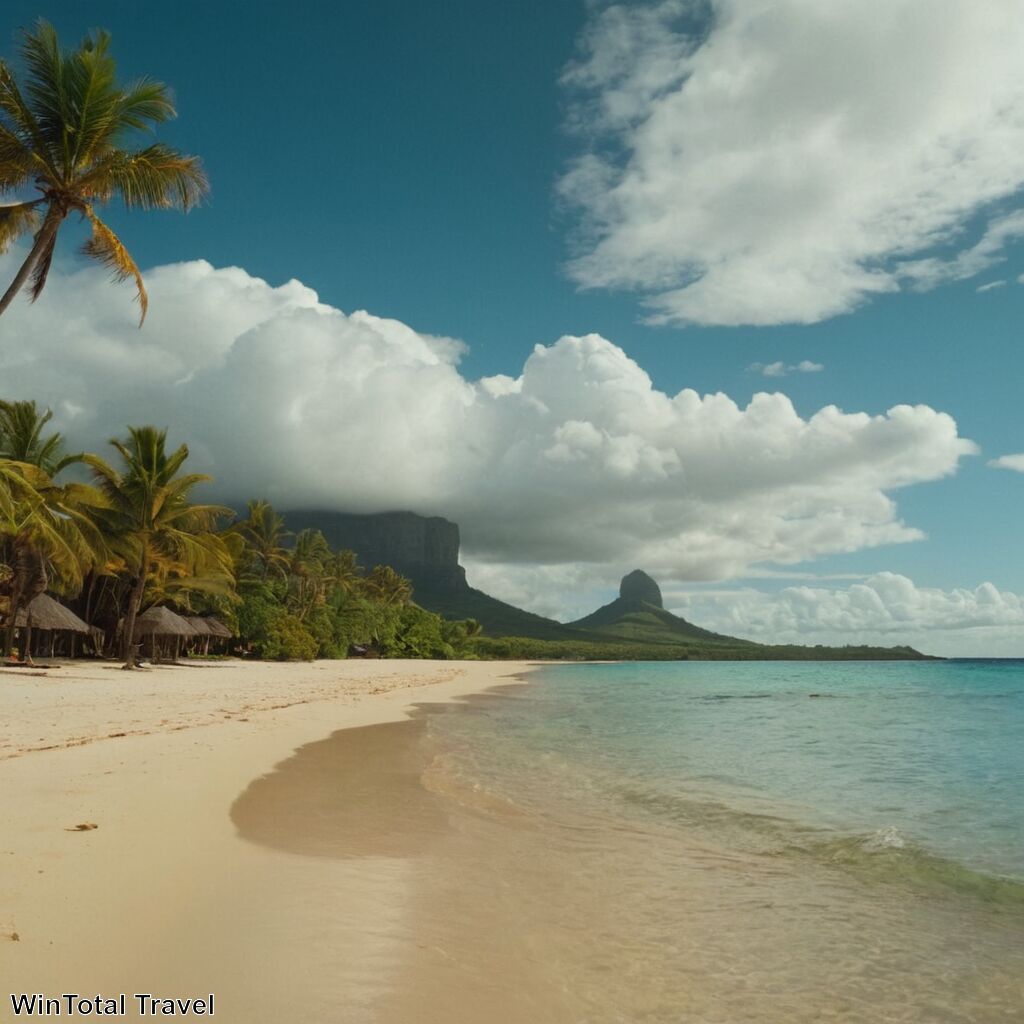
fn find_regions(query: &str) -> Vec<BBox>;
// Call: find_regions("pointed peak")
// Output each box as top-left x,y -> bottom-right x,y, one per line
619,569 -> 662,609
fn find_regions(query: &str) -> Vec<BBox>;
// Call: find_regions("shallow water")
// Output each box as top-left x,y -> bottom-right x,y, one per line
234,660 -> 1024,1022
394,661 -> 1024,1023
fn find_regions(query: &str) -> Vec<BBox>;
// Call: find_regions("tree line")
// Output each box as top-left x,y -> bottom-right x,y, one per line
0,400 -> 483,666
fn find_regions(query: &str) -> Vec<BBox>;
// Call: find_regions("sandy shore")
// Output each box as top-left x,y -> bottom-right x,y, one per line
0,658 -> 536,1022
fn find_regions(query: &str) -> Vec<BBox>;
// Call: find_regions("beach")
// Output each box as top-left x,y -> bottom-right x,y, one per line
3,658 -> 1023,1024
0,658 -> 535,1022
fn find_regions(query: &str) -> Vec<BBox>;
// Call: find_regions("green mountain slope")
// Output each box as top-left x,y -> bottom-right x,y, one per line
465,569 -> 931,661
568,569 -> 752,646
411,582 -> 596,642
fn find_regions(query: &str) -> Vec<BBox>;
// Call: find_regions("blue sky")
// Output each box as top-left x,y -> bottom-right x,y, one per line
2,1 -> 1022,653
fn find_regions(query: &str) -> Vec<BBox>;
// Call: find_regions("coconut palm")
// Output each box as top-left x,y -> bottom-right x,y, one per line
287,528 -> 334,620
231,499 -> 291,583
0,399 -> 81,472
364,564 -> 413,607
331,548 -> 363,595
84,426 -> 232,668
0,21 -> 207,324
0,401 -> 102,657
0,458 -> 100,658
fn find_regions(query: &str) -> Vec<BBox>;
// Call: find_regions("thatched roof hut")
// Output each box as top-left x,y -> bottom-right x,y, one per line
185,616 -> 213,636
134,606 -> 197,636
15,594 -> 91,634
203,616 -> 234,639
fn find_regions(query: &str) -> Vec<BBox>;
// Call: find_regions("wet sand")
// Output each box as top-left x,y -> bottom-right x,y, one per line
0,658 -> 535,1023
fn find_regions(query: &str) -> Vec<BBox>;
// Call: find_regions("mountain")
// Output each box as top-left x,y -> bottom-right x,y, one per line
284,509 -> 585,640
283,510 -> 930,659
568,569 -> 740,644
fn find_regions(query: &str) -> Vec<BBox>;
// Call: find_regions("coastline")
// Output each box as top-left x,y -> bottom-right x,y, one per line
0,658 -> 537,1022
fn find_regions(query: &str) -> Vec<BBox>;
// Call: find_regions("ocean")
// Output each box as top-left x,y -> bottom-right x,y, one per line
391,660 -> 1024,1023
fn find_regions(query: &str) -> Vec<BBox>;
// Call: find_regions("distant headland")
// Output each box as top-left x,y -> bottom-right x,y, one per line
284,510 -> 932,661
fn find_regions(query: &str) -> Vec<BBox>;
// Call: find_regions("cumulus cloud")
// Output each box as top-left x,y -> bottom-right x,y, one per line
560,0 -> 1024,326
748,360 -> 823,378
988,453 -> 1024,472
665,574 -> 1024,656
0,254 -> 976,583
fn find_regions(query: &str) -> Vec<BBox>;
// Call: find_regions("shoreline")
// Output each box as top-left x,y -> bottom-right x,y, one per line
0,658 -> 540,1021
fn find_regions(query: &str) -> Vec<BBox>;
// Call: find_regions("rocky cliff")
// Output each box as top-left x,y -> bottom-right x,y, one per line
570,569 -> 724,640
284,510 -> 468,592
283,509 -> 589,639
618,569 -> 663,609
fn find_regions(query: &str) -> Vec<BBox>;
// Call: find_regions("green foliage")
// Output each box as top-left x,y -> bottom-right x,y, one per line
386,606 -> 455,659
236,587 -> 316,660
225,501 -> 481,661
469,636 -> 932,662
261,610 -> 318,661
0,411 -> 936,665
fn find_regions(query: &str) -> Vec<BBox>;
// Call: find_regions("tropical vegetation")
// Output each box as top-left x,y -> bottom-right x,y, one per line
0,400 -> 484,665
0,403 -> 927,667
0,20 -> 207,323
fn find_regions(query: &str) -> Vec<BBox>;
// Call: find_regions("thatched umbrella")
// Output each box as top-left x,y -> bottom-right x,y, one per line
197,615 -> 233,655
132,606 -> 197,662
185,616 -> 213,656
203,616 -> 233,638
14,593 -> 91,659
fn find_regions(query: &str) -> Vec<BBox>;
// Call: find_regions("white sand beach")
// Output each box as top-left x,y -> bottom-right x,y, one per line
0,659 -> 536,1022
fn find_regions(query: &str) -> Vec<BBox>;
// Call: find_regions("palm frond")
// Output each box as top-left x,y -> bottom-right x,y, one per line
0,120 -> 38,190
65,28 -> 118,171
81,206 -> 147,323
114,78 -> 176,133
0,200 -> 41,254
0,61 -> 59,180
19,20 -> 73,175
81,143 -> 208,210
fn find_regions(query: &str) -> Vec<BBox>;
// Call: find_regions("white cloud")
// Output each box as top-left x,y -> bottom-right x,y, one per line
665,574 -> 1024,656
0,254 -> 977,584
560,0 -> 1024,326
989,453 -> 1024,472
749,360 -> 823,377
976,280 -> 1007,293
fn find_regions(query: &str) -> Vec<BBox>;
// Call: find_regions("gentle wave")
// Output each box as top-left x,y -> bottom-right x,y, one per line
613,779 -> 1024,905
802,828 -> 1024,906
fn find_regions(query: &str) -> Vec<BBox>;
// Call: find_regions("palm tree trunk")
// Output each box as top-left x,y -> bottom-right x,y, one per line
3,543 -> 47,658
3,575 -> 23,659
121,559 -> 148,669
0,207 -> 63,319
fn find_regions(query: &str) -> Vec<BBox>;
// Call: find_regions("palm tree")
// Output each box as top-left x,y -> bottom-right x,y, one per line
0,458 -> 100,658
0,21 -> 207,324
287,528 -> 334,620
331,548 -> 363,595
0,399 -> 81,472
364,564 -> 413,607
84,426 -> 232,668
231,499 -> 291,583
0,401 -> 101,658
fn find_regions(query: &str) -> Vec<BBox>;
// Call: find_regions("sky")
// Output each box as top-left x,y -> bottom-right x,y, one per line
1,0 -> 1022,655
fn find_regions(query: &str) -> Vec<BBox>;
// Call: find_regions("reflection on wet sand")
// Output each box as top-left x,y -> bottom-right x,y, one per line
231,718 -> 449,859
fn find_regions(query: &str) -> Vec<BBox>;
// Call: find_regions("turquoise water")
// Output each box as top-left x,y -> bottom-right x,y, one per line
399,659 -> 1024,1021
437,659 -> 1024,886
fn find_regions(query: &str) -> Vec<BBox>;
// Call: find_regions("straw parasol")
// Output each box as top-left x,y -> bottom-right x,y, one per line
202,616 -> 233,639
12,593 -> 93,659
134,606 -> 197,637
15,593 -> 91,633
131,606 -> 197,662
185,616 -> 213,656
